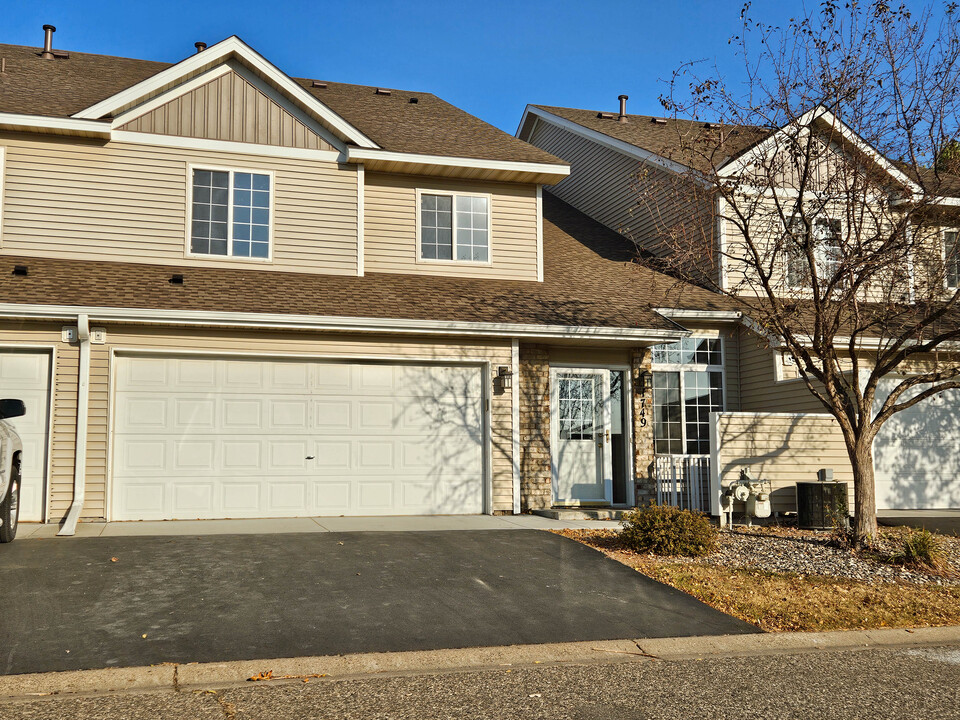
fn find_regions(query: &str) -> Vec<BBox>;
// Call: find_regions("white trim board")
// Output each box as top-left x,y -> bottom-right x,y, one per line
347,147 -> 569,181
0,303 -> 688,343
71,36 -> 378,149
110,131 -> 342,163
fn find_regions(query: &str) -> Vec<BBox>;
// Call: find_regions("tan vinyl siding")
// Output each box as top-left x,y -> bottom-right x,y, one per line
363,172 -> 539,280
526,119 -> 716,283
737,326 -> 826,413
118,69 -> 335,151
0,132 -> 358,275
716,412 -> 853,514
5,323 -> 515,521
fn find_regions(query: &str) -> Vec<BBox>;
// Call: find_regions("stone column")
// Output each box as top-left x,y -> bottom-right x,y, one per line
518,344 -> 551,510
632,348 -> 656,506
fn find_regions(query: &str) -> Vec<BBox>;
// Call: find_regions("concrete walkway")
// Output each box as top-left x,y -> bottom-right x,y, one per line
17,514 -> 619,539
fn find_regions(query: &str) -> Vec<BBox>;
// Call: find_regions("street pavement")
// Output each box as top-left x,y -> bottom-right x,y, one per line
3,644 -> 959,719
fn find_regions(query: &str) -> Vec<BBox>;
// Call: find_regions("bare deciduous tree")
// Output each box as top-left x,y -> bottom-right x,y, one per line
639,1 -> 960,543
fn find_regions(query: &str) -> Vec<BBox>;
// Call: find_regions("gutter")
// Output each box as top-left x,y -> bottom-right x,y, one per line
654,308 -> 743,322
0,303 -> 687,344
58,314 -> 90,536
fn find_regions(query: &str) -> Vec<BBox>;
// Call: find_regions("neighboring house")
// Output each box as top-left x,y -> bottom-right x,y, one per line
0,30 -> 743,531
518,101 -> 960,513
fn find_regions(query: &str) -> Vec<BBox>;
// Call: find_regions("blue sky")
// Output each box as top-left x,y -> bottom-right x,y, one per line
0,1 -> 915,134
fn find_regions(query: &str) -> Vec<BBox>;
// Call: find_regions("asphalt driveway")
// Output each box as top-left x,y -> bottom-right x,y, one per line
0,530 -> 756,675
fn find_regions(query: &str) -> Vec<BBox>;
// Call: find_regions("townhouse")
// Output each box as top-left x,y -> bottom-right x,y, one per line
0,30 -> 743,532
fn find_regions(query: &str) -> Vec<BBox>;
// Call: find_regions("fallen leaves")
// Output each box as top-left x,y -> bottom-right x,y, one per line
247,670 -> 329,682
110,557 -> 119,563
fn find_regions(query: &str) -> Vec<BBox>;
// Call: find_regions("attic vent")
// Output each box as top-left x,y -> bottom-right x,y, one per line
169,274 -> 184,285
408,97 -> 418,104
311,80 -> 327,89
194,42 -> 207,53
375,88 -> 392,96
704,122 -> 722,129
12,265 -> 28,277
597,112 -> 615,119
650,117 -> 667,125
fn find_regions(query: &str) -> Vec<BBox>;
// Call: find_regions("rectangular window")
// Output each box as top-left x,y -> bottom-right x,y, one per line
946,230 -> 960,288
652,338 -> 724,455
191,168 -> 271,259
419,192 -> 489,262
785,216 -> 841,288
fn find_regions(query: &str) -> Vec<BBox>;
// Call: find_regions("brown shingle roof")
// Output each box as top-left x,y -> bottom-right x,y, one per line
0,41 -> 562,166
0,195 -> 731,330
532,105 -> 769,173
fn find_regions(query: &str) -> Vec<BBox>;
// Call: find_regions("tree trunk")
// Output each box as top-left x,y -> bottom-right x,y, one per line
849,437 -> 879,545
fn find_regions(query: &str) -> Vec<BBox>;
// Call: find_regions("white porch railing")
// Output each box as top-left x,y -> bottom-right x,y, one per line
654,454 -> 711,512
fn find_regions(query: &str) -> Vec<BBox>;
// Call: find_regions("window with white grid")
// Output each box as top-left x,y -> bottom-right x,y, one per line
419,191 -> 489,262
190,168 -> 271,259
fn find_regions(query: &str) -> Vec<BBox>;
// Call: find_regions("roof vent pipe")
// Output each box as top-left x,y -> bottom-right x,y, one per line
618,94 -> 629,123
195,41 -> 207,53
40,24 -> 56,60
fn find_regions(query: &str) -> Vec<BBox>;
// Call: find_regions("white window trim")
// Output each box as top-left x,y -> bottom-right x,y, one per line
785,215 -> 842,291
415,187 -> 494,267
651,337 -> 727,456
942,227 -> 960,291
185,163 -> 276,263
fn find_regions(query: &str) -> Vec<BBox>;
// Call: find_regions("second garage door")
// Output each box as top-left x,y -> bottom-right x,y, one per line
111,356 -> 485,520
873,378 -> 960,510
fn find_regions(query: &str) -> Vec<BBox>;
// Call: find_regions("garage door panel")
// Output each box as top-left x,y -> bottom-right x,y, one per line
112,356 -> 484,519
874,379 -> 960,509
0,351 -> 52,523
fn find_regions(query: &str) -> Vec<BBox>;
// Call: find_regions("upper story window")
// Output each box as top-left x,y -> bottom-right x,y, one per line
945,229 -> 960,288
190,168 -> 272,260
785,216 -> 841,288
419,191 -> 490,263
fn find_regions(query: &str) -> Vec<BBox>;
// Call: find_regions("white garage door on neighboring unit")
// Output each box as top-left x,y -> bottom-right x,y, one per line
873,377 -> 960,510
111,356 -> 485,520
0,351 -> 51,522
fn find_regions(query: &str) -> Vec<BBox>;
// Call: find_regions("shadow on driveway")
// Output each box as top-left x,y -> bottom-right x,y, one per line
0,530 -> 757,675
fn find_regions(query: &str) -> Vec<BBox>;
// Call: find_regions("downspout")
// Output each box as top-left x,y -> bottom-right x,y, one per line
58,314 -> 90,536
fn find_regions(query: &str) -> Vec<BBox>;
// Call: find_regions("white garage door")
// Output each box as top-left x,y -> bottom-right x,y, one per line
873,378 -> 960,509
111,356 -> 485,520
0,351 -> 51,522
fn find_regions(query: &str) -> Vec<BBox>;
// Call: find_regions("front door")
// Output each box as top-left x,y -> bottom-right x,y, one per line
552,370 -> 613,505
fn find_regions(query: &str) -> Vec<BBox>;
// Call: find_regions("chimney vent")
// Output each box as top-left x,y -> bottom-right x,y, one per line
618,94 -> 629,123
40,24 -> 56,60
194,42 -> 207,53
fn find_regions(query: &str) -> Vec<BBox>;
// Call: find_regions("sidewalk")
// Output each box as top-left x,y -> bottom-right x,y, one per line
2,626 -> 958,700
17,513 -> 619,539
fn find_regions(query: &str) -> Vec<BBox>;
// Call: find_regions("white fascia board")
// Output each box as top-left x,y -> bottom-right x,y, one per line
71,36 -> 379,149
0,112 -> 111,136
521,106 -> 691,176
346,147 -> 570,179
0,303 -> 686,343
110,131 -> 342,162
654,308 -> 743,322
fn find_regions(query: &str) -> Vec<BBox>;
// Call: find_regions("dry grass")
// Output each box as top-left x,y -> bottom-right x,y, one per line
556,529 -> 960,632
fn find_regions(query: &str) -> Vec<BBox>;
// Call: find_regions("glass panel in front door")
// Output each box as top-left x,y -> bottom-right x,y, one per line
555,372 -> 609,503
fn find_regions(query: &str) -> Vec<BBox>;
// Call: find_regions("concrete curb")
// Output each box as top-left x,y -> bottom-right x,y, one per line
2,626 -> 959,701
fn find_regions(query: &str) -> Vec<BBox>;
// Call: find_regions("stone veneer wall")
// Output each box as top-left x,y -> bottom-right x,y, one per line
632,348 -> 656,505
518,344 -> 551,510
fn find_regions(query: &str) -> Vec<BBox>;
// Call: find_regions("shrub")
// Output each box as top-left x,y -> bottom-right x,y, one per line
619,503 -> 718,557
890,528 -> 946,571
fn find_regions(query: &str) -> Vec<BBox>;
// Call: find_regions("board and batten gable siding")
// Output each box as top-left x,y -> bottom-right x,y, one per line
525,118 -> 718,284
0,132 -> 358,275
363,172 -> 539,281
715,412 -> 854,515
117,69 -> 336,151
0,322 -> 515,521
